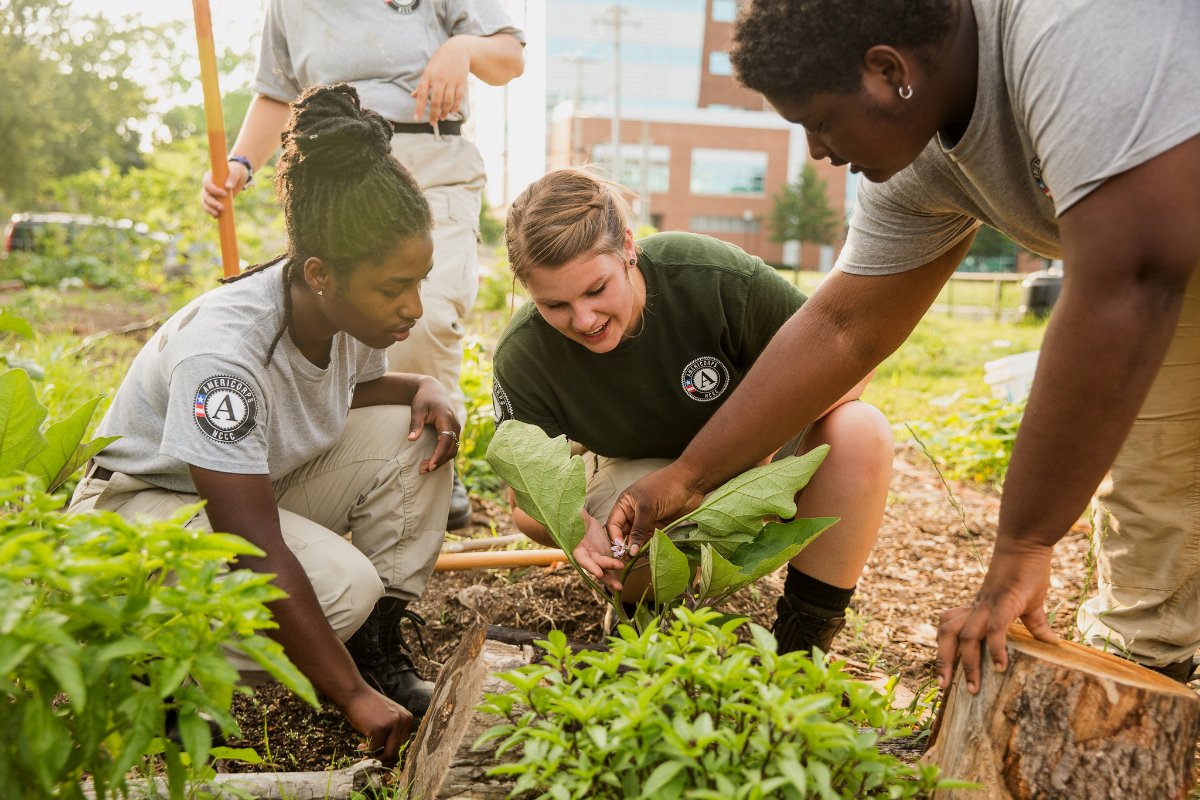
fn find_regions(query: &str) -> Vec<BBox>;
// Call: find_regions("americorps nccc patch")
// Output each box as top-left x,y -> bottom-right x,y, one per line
193,374 -> 258,443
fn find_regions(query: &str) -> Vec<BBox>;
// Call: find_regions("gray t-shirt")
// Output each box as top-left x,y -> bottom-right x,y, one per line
94,264 -> 387,492
254,0 -> 524,124
838,0 -> 1200,274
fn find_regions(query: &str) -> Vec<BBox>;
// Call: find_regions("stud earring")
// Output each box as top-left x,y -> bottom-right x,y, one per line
629,257 -> 635,266
898,84 -> 914,100
317,290 -> 324,296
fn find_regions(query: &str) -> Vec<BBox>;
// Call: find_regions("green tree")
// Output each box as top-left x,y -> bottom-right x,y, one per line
0,0 -> 161,209
768,162 -> 840,264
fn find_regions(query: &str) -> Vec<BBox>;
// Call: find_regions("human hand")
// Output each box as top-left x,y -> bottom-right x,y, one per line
605,462 -> 707,557
574,510 -> 627,592
412,37 -> 471,123
935,539 -> 1057,694
341,687 -> 414,767
408,377 -> 460,473
200,161 -> 250,217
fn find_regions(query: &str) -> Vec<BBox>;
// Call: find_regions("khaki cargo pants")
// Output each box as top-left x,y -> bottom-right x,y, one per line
1078,268 -> 1200,667
67,405 -> 452,677
386,133 -> 486,426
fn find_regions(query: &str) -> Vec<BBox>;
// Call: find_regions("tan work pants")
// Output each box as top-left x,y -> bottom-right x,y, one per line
386,133 -> 486,426
67,405 -> 452,675
1079,268 -> 1200,667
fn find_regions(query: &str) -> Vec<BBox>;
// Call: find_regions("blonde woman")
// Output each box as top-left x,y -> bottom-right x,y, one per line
491,168 -> 893,656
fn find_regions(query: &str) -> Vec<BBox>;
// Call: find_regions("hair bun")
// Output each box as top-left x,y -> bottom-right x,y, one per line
286,83 -> 392,177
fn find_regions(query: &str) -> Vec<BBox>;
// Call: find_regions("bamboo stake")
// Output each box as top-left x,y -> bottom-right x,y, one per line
434,549 -> 566,572
440,533 -> 527,553
191,0 -> 240,277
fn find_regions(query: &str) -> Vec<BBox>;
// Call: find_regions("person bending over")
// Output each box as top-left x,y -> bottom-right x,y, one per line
72,84 -> 458,763
491,168 -> 894,656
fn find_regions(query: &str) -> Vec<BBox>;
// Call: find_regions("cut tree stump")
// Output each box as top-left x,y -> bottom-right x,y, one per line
399,625 -> 536,799
400,625 -> 608,799
924,623 -> 1200,799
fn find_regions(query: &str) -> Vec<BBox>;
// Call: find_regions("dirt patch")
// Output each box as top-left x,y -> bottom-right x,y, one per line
221,446 -> 1095,773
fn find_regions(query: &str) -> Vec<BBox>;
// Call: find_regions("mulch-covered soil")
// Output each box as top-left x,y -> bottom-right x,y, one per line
221,444 -> 1096,773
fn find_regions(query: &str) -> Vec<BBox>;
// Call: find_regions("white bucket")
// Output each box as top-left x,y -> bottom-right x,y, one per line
984,350 -> 1039,402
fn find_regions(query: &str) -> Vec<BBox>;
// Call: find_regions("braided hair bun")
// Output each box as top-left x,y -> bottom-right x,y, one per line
272,82 -> 431,273
284,83 -> 393,178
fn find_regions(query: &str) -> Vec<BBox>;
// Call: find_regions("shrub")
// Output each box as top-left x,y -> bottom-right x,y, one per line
908,395 -> 1024,486
478,607 -> 957,799
0,361 -> 314,798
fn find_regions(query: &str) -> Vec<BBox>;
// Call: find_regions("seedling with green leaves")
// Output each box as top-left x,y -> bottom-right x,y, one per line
486,421 -> 838,624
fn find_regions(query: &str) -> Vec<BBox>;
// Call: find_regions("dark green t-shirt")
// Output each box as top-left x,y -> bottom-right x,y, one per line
492,232 -> 806,458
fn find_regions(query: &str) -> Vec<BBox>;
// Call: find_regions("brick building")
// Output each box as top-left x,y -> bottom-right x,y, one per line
542,0 -> 851,268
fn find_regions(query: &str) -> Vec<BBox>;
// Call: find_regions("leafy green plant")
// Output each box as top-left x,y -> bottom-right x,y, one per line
0,480 -> 314,799
0,367 -> 118,494
457,337 -> 505,501
485,421 -> 837,622
907,395 -> 1024,486
478,606 -> 964,799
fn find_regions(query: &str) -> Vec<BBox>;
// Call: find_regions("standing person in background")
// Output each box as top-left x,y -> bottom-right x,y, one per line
605,0 -> 1200,692
80,85 -> 457,762
200,0 -> 525,530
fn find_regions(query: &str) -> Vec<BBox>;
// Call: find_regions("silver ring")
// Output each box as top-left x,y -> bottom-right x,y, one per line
438,430 -> 458,439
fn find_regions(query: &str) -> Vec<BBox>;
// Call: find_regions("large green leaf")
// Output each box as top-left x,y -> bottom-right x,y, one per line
696,545 -> 743,600
486,421 -> 587,555
727,517 -> 839,582
684,446 -> 829,538
0,311 -> 33,339
0,369 -> 48,477
648,530 -> 691,605
670,527 -> 755,558
24,395 -> 116,492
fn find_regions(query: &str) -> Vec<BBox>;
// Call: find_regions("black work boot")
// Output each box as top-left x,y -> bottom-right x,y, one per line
447,469 -> 472,530
771,594 -> 848,657
345,597 -> 435,716
1145,657 -> 1198,684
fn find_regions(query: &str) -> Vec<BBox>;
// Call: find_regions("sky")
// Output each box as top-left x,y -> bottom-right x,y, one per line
72,0 -> 547,208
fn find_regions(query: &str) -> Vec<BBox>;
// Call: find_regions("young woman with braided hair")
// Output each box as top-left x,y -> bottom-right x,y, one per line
70,83 -> 456,762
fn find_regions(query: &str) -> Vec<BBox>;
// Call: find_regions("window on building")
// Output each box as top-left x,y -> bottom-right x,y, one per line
592,144 -> 671,194
712,0 -> 737,22
689,215 -> 762,234
708,51 -> 733,76
690,149 -> 767,196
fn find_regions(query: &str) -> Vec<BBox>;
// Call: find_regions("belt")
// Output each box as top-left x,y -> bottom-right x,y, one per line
86,460 -> 115,482
390,120 -> 462,136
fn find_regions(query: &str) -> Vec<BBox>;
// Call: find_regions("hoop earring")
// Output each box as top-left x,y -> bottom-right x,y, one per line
898,85 -> 914,100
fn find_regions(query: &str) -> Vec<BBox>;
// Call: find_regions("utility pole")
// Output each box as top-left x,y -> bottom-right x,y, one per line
596,4 -> 636,184
560,51 -> 600,165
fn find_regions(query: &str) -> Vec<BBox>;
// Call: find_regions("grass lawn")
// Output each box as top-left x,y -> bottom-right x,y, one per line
778,268 -> 1047,432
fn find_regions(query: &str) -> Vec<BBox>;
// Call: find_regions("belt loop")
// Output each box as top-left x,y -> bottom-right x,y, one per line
432,119 -> 441,140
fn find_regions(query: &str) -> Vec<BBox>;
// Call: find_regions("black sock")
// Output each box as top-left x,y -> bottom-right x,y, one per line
784,565 -> 855,613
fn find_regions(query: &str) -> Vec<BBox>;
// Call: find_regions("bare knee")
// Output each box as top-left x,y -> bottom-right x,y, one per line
809,400 -> 893,478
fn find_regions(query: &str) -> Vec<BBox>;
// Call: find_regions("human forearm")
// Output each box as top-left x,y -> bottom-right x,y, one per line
458,33 -> 524,85
998,278 -> 1186,548
193,469 -> 372,709
228,95 -> 292,171
677,246 -> 966,494
351,373 -> 431,408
